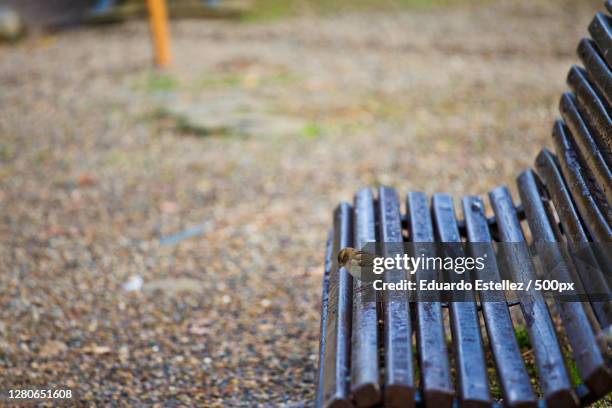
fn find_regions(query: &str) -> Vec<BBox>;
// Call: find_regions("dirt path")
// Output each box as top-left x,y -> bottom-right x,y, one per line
0,0 -> 602,405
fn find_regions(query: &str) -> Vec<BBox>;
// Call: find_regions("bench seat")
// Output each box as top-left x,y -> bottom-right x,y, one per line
316,4 -> 612,407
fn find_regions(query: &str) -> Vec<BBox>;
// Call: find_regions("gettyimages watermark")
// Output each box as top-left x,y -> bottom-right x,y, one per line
336,242 -> 611,303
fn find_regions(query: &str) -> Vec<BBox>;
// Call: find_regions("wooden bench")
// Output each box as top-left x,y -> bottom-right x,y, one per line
316,4 -> 612,407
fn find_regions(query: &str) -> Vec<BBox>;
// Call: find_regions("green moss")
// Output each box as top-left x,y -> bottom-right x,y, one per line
135,73 -> 180,92
197,74 -> 243,88
196,72 -> 299,89
524,359 -> 538,381
301,122 -> 323,139
243,0 -> 491,21
565,357 -> 581,387
514,325 -> 531,350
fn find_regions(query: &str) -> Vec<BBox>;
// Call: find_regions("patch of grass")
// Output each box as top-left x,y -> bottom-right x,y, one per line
135,73 -> 180,93
196,72 -> 299,89
488,368 -> 502,399
513,325 -> 544,397
243,0 -> 489,21
565,356 -> 581,387
515,325 -> 531,350
173,115 -> 214,138
104,150 -> 154,171
0,142 -> 16,161
197,73 -> 243,88
146,108 -> 214,138
157,109 -> 215,137
593,394 -> 612,407
300,122 -> 323,139
524,359 -> 539,394
268,72 -> 300,86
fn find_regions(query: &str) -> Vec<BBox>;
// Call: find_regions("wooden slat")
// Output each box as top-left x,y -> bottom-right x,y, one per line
535,149 -> 612,327
559,92 -> 612,204
489,186 -> 578,408
462,195 -> 537,408
549,121 -> 612,290
322,203 -> 353,408
552,120 -> 612,241
406,192 -> 454,408
316,231 -> 335,408
535,149 -> 591,242
589,12 -> 612,68
432,193 -> 492,408
567,66 -> 612,168
350,188 -> 381,407
517,169 -> 612,397
578,38 -> 612,107
378,186 -> 415,408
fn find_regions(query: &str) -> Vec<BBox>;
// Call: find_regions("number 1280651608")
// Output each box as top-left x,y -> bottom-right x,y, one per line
8,389 -> 73,399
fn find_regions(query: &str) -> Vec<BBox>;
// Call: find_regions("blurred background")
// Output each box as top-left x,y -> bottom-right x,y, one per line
0,0 -> 604,406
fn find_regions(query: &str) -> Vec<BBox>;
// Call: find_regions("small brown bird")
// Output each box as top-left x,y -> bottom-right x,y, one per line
337,247 -> 377,281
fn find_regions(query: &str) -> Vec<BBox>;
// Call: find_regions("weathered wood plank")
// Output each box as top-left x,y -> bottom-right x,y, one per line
518,169 -> 612,397
535,149 -> 612,327
316,231 -> 334,408
432,193 -> 492,408
462,195 -> 537,408
406,192 -> 454,408
566,66 -> 612,168
350,188 -> 381,407
559,92 -> 612,204
489,186 -> 578,408
315,231 -> 333,408
378,187 -> 415,408
589,13 -> 612,68
578,38 -> 612,107
552,120 -> 612,242
322,203 -> 353,408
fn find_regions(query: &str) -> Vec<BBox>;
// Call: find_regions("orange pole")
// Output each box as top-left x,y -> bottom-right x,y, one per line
147,0 -> 172,68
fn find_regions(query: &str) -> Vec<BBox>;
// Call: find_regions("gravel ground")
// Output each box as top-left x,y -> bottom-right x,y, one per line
0,0 -> 604,406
